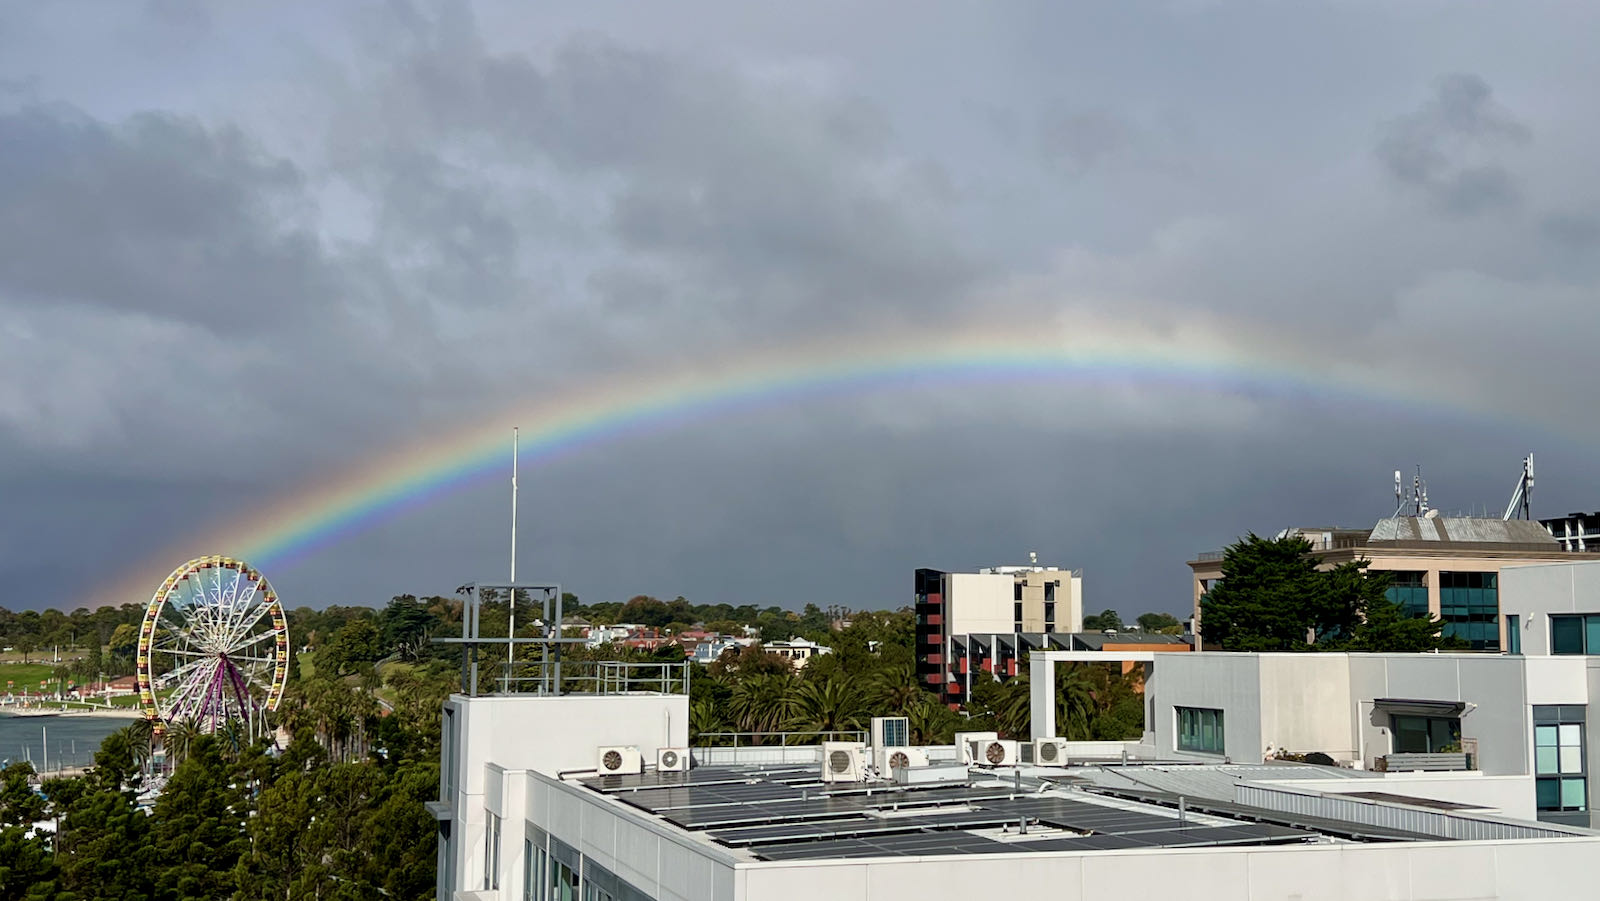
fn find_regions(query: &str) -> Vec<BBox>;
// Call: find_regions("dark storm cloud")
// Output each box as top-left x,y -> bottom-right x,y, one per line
332,9 -> 982,334
0,104 -> 322,322
6,1 -> 1600,616
1376,74 -> 1530,217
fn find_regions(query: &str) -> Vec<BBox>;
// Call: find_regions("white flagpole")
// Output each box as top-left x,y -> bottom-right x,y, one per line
508,428 -> 519,680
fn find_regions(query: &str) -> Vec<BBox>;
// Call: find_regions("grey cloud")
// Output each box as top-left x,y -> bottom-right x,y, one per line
1038,108 -> 1136,173
0,103 -> 323,324
1376,74 -> 1529,216
8,1 -> 1600,618
331,10 -> 982,336
1540,211 -> 1600,249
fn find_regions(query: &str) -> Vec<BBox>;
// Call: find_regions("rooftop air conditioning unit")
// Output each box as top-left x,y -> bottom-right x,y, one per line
822,741 -> 867,783
886,747 -> 930,779
1033,738 -> 1069,767
656,747 -> 690,772
596,746 -> 643,776
871,716 -> 912,777
871,716 -> 910,749
971,739 -> 1019,767
954,731 -> 999,765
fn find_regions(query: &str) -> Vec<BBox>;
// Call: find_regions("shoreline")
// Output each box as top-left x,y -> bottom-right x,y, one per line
0,706 -> 144,719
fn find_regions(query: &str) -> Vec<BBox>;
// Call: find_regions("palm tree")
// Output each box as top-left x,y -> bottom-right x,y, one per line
688,698 -> 727,743
986,676 -> 1032,740
788,676 -> 868,741
1055,666 -> 1098,741
162,718 -> 200,770
868,663 -> 922,715
906,695 -> 955,745
124,717 -> 156,774
728,673 -> 796,741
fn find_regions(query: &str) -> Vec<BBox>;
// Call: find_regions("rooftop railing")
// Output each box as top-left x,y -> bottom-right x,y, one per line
435,580 -> 689,698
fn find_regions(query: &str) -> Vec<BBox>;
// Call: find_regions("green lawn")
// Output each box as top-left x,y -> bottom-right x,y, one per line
0,662 -> 63,691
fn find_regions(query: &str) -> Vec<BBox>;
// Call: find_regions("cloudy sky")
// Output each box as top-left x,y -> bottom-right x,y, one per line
4,1 -> 1600,617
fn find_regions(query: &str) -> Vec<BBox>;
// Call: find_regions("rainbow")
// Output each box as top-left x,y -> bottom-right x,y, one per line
87,321 -> 1532,607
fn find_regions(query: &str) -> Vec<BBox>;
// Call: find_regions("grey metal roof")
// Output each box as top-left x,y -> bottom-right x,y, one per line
1367,516 -> 1559,546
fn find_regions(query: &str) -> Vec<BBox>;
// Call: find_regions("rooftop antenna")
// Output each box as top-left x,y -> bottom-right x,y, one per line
1396,465 -> 1430,517
1503,453 -> 1534,521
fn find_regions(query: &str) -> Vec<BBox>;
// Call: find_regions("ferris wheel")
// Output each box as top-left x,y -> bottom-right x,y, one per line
136,555 -> 290,733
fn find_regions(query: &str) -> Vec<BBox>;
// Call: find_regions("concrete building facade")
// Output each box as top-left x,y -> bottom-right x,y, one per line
1189,517 -> 1600,651
1030,650 -> 1600,829
915,564 -> 1083,704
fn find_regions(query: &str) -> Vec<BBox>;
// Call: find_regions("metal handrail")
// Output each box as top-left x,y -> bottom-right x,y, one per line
489,659 -> 691,696
693,729 -> 867,747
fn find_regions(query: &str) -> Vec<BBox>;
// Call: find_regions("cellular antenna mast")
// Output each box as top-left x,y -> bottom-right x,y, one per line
1394,465 -> 1430,517
1503,453 -> 1534,521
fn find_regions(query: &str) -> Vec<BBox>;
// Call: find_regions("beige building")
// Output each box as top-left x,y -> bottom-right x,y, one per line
1189,517 -> 1600,651
915,563 -> 1084,704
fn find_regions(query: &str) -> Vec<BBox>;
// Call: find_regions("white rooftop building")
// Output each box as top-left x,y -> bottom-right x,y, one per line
434,585 -> 1600,901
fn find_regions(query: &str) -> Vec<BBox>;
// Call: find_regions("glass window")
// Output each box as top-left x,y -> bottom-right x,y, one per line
1587,617 -> 1600,656
1553,616 -> 1585,654
1440,572 -> 1499,650
1562,778 -> 1587,809
526,841 -> 545,901
1506,615 -> 1521,654
1385,571 -> 1430,618
1391,714 -> 1460,753
551,861 -> 579,901
1177,707 -> 1225,754
1534,706 -> 1587,815
485,812 -> 502,890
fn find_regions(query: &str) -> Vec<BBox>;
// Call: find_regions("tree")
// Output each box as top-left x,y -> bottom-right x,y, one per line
151,737 -> 249,901
1200,533 -> 1459,652
1135,612 -> 1183,635
107,623 -> 139,672
1081,608 -> 1125,632
969,676 -> 1032,740
788,676 -> 868,739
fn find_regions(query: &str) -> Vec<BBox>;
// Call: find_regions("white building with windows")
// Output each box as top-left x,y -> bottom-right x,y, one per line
1030,649 -> 1600,828
434,578 -> 1600,901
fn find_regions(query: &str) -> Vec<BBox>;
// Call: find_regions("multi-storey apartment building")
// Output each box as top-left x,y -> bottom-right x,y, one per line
915,563 -> 1084,704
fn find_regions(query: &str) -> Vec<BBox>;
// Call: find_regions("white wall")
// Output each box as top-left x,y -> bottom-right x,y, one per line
441,693 -> 690,898
1258,655 -> 1357,760
1149,654 -> 1264,762
1501,559 -> 1600,655
945,573 -> 1015,636
1347,655 -> 1532,775
528,773 -> 738,901
736,838 -> 1600,901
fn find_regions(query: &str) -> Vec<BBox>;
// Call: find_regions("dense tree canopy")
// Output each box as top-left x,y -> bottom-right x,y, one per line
1199,533 -> 1461,652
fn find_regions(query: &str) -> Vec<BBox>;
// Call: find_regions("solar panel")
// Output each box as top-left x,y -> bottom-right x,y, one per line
582,765 -> 821,793
665,797 -> 869,829
618,782 -> 808,814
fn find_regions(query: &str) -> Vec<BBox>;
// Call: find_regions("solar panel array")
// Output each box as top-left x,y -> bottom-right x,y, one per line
580,765 -> 1329,862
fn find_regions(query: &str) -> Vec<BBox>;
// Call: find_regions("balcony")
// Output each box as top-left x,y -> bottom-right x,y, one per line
1374,752 -> 1473,772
